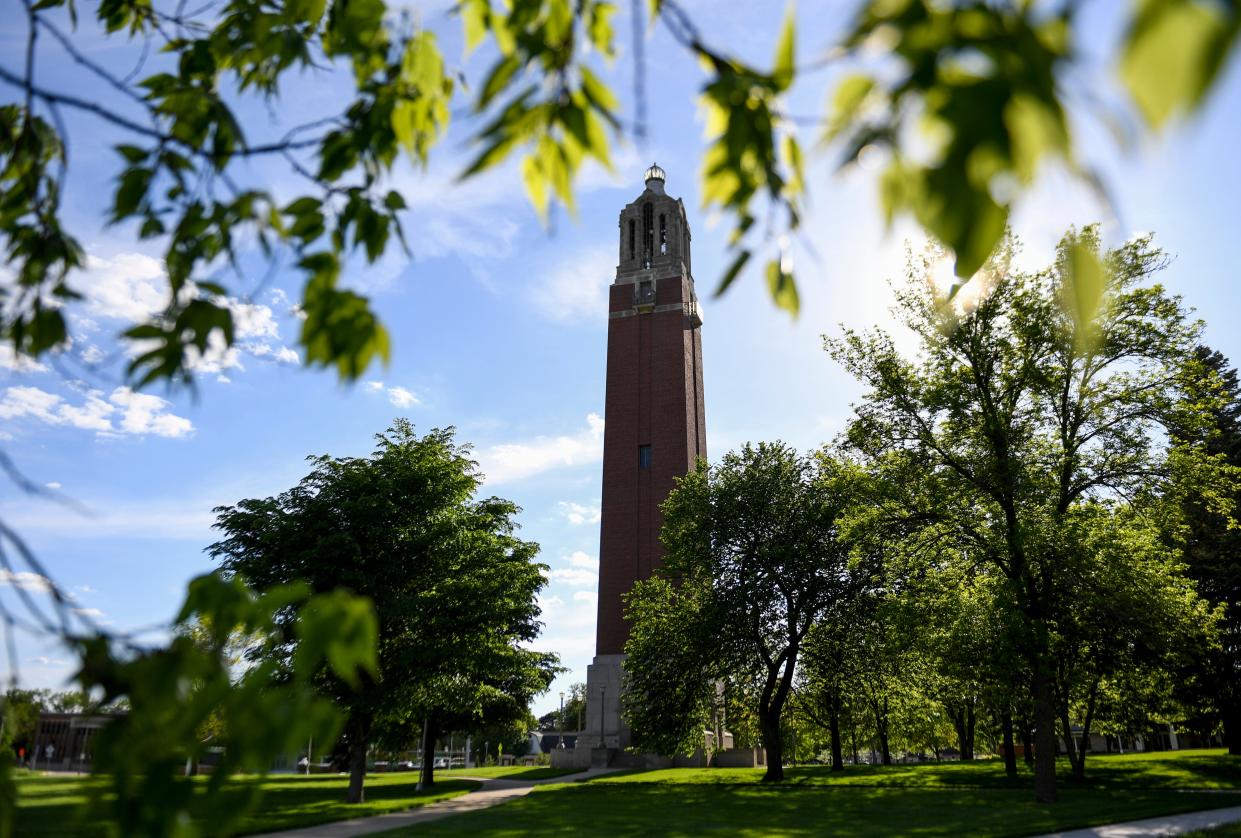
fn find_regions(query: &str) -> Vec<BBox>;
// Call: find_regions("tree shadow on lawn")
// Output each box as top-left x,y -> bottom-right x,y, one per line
401,783 -> 1237,837
582,751 -> 1241,792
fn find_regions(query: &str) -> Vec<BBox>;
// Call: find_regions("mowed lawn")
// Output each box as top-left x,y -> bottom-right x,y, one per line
383,750 -> 1241,837
13,770 -> 484,836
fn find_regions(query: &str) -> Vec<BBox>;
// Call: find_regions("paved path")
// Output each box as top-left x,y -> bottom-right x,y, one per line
255,769 -> 615,837
1032,805 -> 1241,837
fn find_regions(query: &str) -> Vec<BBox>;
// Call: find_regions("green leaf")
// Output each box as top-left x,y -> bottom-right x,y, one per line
772,4 -> 796,92
765,258 -> 799,317
461,0 -> 488,54
714,249 -> 751,298
112,167 -> 152,221
522,154 -> 549,221
285,0 -> 327,25
825,74 -> 875,144
1063,239 -> 1106,353
579,65 -> 619,115
1120,0 -> 1239,129
296,590 -> 378,690
1004,93 -> 1068,183
114,144 -> 147,164
478,55 -> 522,110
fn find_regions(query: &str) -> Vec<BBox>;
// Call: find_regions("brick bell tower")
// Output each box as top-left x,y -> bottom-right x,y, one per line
580,164 -> 706,754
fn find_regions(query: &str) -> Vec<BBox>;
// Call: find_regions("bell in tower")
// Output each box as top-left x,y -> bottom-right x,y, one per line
575,165 -> 707,763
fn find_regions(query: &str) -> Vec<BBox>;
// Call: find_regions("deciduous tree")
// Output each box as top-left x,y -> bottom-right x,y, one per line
827,228 -> 1227,801
209,420 -> 556,801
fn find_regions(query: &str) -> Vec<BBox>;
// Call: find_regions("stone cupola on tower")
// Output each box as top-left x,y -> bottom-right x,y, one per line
578,164 -> 707,757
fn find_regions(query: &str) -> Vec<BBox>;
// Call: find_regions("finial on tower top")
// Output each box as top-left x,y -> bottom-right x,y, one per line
644,162 -> 666,185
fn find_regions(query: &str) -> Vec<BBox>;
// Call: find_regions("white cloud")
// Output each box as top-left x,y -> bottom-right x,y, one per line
565,550 -> 598,569
557,501 -> 601,526
546,567 -> 598,587
364,380 -> 421,409
29,656 -> 70,667
79,344 -> 105,365
396,166 -> 523,281
534,244 -> 614,324
387,386 -> 419,408
0,386 -> 61,424
73,607 -> 105,619
109,387 -> 194,438
275,346 -> 300,365
0,385 -> 193,438
573,590 -> 598,603
76,252 -> 167,323
0,345 -> 48,373
478,413 -> 604,485
0,570 -> 52,593
76,585 -> 95,594
227,300 -> 280,340
45,481 -> 61,490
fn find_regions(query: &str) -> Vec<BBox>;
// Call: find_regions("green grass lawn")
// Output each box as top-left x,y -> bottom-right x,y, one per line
14,751 -> 1239,837
13,771 -> 479,837
379,749 -> 1241,838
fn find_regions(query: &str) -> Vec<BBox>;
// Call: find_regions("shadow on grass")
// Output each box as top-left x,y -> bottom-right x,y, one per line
388,783 -> 1239,838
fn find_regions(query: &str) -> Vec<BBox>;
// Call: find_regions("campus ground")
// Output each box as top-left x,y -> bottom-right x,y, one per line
12,749 -> 1241,836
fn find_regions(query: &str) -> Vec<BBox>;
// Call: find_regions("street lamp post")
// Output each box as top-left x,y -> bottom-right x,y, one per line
559,691 -> 565,749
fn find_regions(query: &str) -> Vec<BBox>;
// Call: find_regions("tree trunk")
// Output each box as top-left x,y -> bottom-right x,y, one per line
1059,704 -> 1083,781
1033,670 -> 1058,803
417,715 -> 437,791
949,699 -> 976,761
873,698 -> 892,765
828,696 -> 843,772
345,713 -> 372,804
1001,708 -> 1018,779
1020,719 -> 1034,764
965,701 -> 975,760
759,709 -> 784,782
1073,681 -> 1099,782
1224,698 -> 1241,756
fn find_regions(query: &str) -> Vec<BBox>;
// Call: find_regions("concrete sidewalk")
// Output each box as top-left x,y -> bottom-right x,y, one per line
255,768 -> 616,837
1033,805 -> 1241,837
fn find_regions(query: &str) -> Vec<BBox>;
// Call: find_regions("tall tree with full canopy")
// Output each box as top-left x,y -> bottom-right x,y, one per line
209,420 -> 557,802
827,228 -> 1228,802
1173,346 -> 1241,754
625,443 -> 872,782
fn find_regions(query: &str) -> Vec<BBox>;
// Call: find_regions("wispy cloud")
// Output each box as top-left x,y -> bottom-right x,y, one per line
365,380 -> 421,409
557,501 -> 601,526
0,345 -> 49,373
4,495 -> 217,540
0,385 -> 194,438
533,243 -> 615,325
0,570 -> 53,593
477,413 -> 604,485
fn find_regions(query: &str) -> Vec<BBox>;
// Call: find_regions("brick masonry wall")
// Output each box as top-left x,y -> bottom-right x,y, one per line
595,271 -> 706,655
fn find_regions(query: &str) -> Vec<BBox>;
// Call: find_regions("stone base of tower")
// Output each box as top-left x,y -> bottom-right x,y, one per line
577,653 -> 629,751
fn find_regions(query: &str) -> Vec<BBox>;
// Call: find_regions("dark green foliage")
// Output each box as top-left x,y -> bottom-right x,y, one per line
1174,346 -> 1241,754
209,420 -> 557,800
68,573 -> 377,837
827,228 -> 1228,801
624,445 -> 872,781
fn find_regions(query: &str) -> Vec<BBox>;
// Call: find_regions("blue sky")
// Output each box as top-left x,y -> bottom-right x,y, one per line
2,2 -> 1239,719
